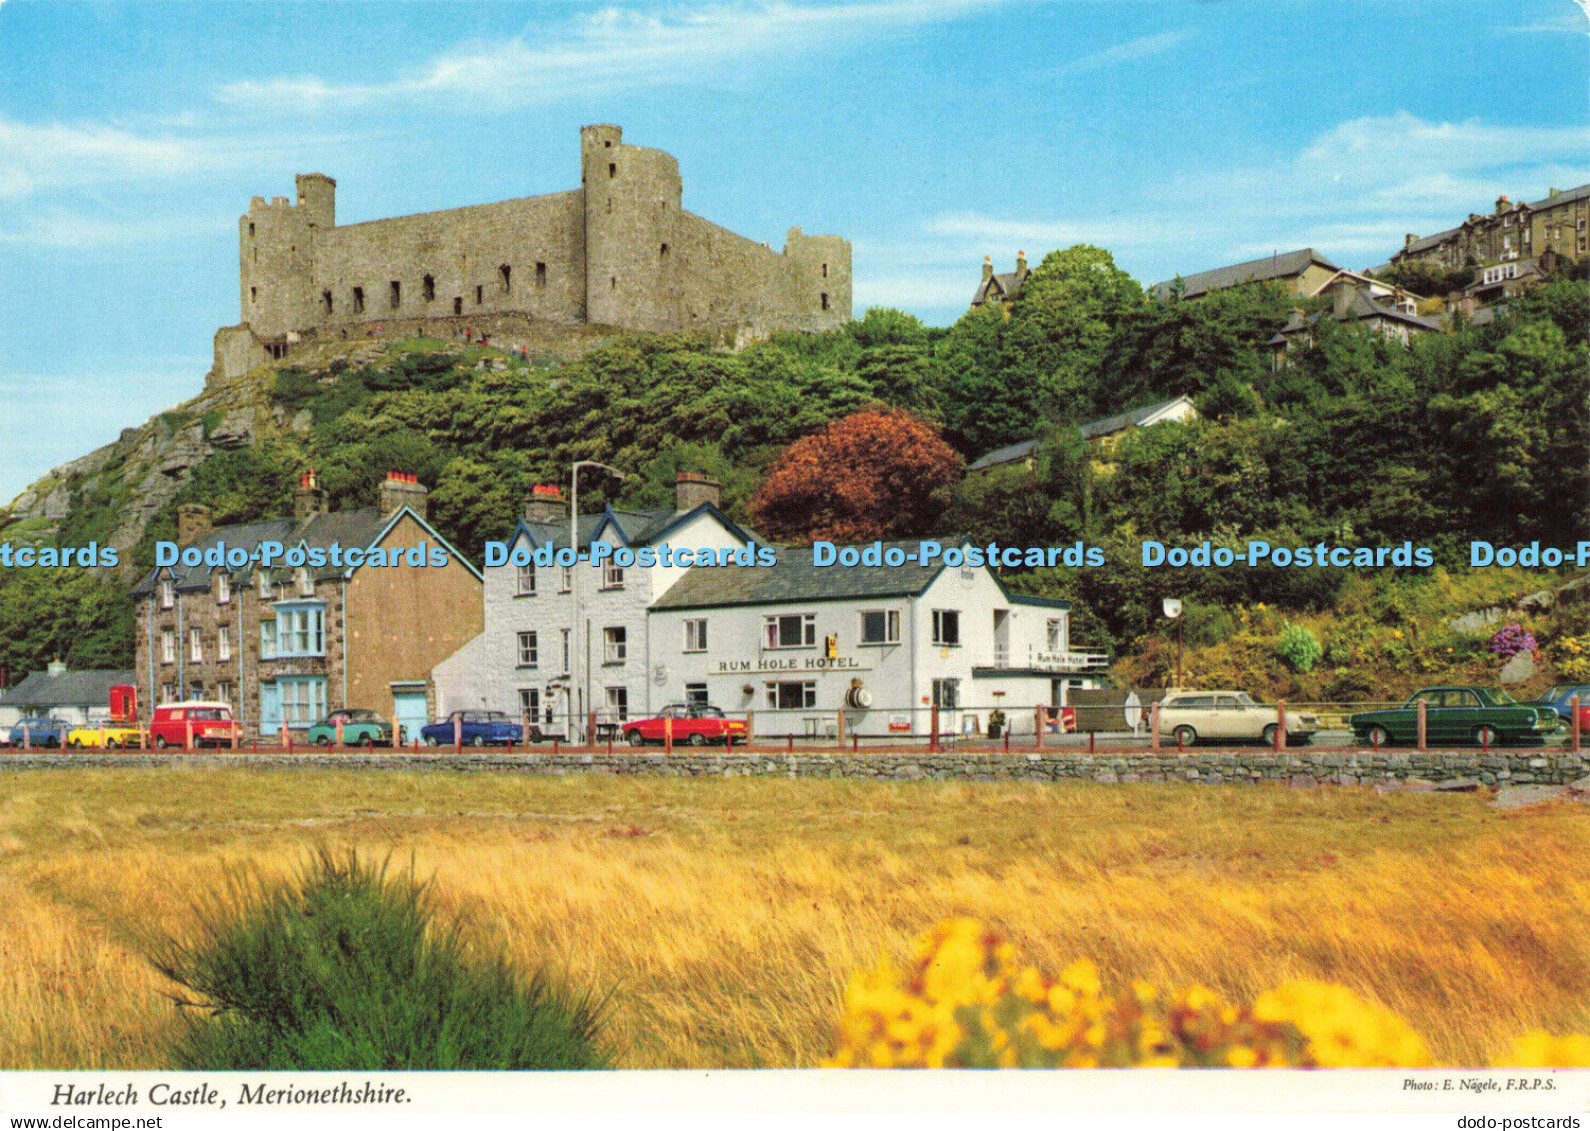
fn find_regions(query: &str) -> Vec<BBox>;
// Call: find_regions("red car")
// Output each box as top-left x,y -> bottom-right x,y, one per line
623,704 -> 747,747
149,701 -> 242,749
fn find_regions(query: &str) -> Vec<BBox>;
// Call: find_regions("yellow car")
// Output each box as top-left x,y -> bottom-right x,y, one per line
66,723 -> 145,749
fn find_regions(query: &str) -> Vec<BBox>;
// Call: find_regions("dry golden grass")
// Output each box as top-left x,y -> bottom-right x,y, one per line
0,769 -> 1586,1068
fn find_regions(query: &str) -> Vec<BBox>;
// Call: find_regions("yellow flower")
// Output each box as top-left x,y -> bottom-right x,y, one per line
1494,1032 -> 1590,1068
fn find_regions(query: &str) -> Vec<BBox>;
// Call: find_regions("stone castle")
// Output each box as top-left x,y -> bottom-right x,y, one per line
213,124 -> 851,379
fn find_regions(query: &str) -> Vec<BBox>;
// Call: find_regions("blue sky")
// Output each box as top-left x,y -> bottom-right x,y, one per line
1,0 -> 1586,504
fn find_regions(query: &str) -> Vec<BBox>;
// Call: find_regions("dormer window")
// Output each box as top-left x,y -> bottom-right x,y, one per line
160,579 -> 174,609
296,566 -> 313,597
216,573 -> 230,604
258,570 -> 274,600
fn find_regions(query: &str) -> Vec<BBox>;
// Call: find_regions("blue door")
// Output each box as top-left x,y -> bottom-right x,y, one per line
392,690 -> 427,746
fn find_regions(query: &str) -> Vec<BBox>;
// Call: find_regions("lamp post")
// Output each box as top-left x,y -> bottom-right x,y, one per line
569,460 -> 626,743
1162,598 -> 1183,690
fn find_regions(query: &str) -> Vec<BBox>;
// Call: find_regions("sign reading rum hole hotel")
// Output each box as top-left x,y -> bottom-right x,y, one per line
715,655 -> 871,674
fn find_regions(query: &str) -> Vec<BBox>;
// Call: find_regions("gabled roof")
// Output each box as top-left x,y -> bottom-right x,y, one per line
972,271 -> 1027,306
132,505 -> 476,595
1396,226 -> 1463,258
512,502 -> 759,554
969,396 -> 1197,471
1150,249 -> 1339,300
0,668 -> 134,709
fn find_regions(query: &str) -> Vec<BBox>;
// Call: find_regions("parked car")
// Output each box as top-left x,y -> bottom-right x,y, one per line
148,701 -> 242,749
7,716 -> 71,748
307,708 -> 396,747
419,709 -> 525,747
1156,691 -> 1317,747
624,704 -> 748,747
1348,687 -> 1561,747
1529,685 -> 1590,722
67,721 -> 144,749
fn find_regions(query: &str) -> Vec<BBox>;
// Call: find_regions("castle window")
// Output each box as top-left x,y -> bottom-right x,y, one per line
453,297 -> 463,316
659,243 -> 669,261
423,275 -> 435,302
352,287 -> 365,313
475,285 -> 483,305
822,262 -> 828,278
821,293 -> 830,310
608,162 -> 616,178
248,222 -> 255,238
499,265 -> 511,294
250,286 -> 257,305
535,262 -> 546,287
610,276 -> 617,290
389,280 -> 401,309
322,290 -> 333,314
606,197 -> 613,214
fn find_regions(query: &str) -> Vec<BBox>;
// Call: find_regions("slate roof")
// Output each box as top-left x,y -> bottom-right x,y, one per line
1265,292 -> 1441,346
1527,183 -> 1590,211
132,506 -> 470,596
1150,249 -> 1338,300
0,669 -> 135,709
1397,226 -> 1462,257
651,542 -> 946,610
514,503 -> 759,551
972,271 -> 1027,307
968,397 -> 1195,471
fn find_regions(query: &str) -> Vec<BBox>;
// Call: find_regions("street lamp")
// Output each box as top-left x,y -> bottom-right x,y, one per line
1162,598 -> 1183,690
570,460 -> 626,742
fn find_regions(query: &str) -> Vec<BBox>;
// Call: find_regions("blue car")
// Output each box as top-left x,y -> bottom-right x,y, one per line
419,709 -> 525,747
7,716 -> 71,748
1530,685 -> 1590,722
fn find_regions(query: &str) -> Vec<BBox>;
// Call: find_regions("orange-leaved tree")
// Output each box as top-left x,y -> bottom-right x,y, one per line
749,406 -> 964,544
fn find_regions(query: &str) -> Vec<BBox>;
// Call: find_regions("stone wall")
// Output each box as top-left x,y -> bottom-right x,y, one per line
9,748 -> 1587,788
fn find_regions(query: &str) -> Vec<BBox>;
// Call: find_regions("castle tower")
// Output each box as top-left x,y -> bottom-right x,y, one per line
581,123 -> 684,331
784,227 -> 852,331
295,173 -> 336,229
240,193 -> 316,340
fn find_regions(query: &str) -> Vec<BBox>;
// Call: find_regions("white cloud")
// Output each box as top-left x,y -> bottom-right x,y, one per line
1049,29 -> 1192,77
0,209 -> 233,249
0,116 -> 202,200
872,112 -> 1590,303
217,0 -> 1002,111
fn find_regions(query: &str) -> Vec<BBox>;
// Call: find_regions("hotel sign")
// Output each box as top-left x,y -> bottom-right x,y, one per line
714,656 -> 871,674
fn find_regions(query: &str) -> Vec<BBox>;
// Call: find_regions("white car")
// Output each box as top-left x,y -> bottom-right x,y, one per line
1157,691 -> 1316,747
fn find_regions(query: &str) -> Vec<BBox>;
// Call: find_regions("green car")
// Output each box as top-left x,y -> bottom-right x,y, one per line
1348,687 -> 1561,747
307,708 -> 396,747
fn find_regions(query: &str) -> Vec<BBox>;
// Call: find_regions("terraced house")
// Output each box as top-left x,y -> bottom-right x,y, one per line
132,472 -> 481,740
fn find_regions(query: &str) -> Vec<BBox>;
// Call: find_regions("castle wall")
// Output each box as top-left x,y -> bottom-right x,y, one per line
312,192 -> 586,332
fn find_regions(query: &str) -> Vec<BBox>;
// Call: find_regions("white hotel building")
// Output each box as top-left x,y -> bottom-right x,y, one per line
431,474 -> 1108,739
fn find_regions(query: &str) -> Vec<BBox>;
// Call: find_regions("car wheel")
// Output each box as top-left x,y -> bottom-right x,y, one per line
687,732 -> 707,747
314,735 -> 330,746
361,736 -> 375,749
424,735 -> 439,747
1473,724 -> 1499,746
1172,725 -> 1197,748
1261,724 -> 1279,746
1366,725 -> 1391,748
154,735 -> 169,750
69,738 -> 82,749
46,737 -> 59,748
626,729 -> 645,747
106,738 -> 120,750
471,735 -> 485,747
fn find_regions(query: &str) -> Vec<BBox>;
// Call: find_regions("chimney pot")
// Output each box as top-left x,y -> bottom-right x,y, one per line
378,471 -> 428,520
294,470 -> 326,520
674,470 -> 722,513
522,485 -> 566,526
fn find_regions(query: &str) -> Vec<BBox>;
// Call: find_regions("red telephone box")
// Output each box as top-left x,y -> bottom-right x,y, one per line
109,684 -> 138,723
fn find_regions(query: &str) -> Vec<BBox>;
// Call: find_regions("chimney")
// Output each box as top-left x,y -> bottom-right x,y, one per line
176,503 -> 212,544
675,471 -> 721,513
981,256 -> 993,282
1332,283 -> 1357,319
1495,195 -> 1510,214
47,658 -> 66,676
1404,233 -> 1417,248
1015,250 -> 1028,280
1549,187 -> 1561,199
294,469 -> 326,520
379,471 -> 428,520
522,484 -> 566,525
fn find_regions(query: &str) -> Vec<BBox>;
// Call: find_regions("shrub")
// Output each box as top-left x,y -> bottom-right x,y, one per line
1273,622 -> 1323,673
826,919 -> 1590,1068
1487,624 -> 1537,660
151,849 -> 609,1070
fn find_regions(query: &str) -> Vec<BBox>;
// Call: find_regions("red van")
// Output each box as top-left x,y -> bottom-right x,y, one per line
149,701 -> 241,749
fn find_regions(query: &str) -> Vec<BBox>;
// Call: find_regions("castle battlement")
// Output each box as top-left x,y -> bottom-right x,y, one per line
214,125 -> 850,381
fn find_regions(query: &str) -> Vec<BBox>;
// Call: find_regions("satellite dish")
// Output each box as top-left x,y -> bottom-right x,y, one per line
1162,598 -> 1183,619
